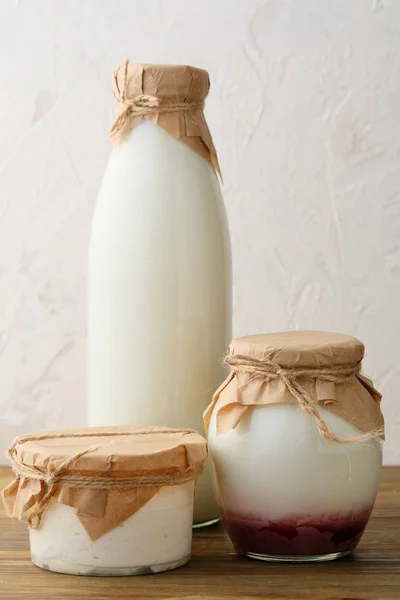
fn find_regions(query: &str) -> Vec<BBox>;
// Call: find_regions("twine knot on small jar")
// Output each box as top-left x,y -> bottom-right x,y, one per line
3,427 -> 206,536
224,353 -> 376,444
204,331 -> 384,444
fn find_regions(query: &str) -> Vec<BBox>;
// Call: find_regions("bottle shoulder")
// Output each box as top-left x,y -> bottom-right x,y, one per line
94,119 -> 227,234
105,119 -> 220,187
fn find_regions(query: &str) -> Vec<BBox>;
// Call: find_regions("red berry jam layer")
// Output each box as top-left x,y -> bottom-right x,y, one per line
222,506 -> 373,556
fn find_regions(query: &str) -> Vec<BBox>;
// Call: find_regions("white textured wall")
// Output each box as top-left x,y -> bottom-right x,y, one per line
0,0 -> 399,463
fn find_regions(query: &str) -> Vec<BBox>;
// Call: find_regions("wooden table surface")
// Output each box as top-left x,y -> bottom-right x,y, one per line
1,466 -> 399,600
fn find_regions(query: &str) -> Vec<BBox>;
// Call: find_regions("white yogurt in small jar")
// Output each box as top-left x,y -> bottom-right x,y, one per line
30,482 -> 194,576
3,426 -> 207,575
208,403 -> 382,561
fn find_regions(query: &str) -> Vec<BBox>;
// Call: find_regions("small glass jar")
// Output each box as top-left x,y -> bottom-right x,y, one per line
205,331 -> 384,563
3,426 -> 207,575
29,482 -> 195,575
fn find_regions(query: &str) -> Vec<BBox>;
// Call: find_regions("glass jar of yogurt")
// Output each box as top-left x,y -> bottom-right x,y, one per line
2,426 -> 207,575
205,331 -> 384,563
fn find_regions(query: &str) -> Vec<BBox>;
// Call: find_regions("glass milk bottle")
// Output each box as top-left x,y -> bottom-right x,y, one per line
88,62 -> 231,526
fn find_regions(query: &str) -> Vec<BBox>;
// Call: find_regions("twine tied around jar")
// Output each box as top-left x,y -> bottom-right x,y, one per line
7,428 -> 202,529
110,58 -> 204,144
224,354 -> 384,444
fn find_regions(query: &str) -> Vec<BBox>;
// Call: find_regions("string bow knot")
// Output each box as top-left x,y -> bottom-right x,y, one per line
224,353 -> 383,444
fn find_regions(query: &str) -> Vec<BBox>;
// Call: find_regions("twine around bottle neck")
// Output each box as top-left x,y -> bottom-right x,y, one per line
110,58 -> 205,143
224,353 -> 383,444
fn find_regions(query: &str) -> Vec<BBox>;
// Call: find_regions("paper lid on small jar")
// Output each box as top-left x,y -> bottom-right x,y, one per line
12,425 -> 206,476
204,330 -> 384,440
3,426 -> 207,541
230,331 -> 365,368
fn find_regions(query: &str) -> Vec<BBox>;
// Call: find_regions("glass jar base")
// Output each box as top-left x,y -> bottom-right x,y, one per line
31,553 -> 190,576
245,550 -> 351,563
193,517 -> 221,529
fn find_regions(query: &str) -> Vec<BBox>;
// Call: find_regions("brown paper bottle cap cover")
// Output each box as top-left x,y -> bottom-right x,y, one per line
2,426 -> 207,541
204,331 -> 384,443
110,60 -> 221,177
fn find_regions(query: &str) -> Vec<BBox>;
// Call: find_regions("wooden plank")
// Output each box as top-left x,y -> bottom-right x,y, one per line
0,467 -> 399,599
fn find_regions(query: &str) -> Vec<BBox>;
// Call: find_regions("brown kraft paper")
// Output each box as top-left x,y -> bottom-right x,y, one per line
3,426 -> 207,541
110,60 -> 221,177
204,331 -> 384,440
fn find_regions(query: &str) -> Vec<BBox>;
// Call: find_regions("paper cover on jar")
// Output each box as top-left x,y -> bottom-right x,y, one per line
204,331 -> 384,439
2,426 -> 207,541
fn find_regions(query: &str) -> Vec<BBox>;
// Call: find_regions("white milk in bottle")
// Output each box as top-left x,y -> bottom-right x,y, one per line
88,62 -> 231,525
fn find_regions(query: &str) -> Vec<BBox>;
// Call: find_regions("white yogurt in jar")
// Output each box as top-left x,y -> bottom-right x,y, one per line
30,482 -> 194,576
4,427 -> 207,574
208,403 -> 382,558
